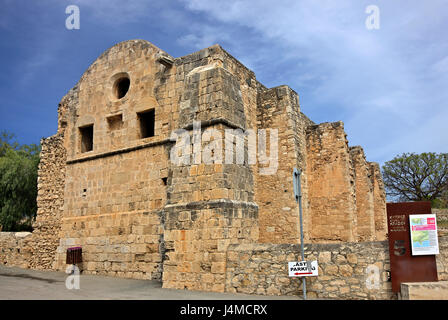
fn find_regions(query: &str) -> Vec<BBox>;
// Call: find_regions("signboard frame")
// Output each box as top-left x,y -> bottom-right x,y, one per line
386,202 -> 438,292
409,214 -> 439,256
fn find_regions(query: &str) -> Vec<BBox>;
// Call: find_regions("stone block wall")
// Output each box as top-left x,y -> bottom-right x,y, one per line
436,235 -> 448,280
305,122 -> 358,242
63,146 -> 168,218
226,236 -> 448,299
159,45 -> 263,292
27,133 -> 68,269
256,86 -> 300,244
54,210 -> 163,280
178,65 -> 246,130
350,146 -> 375,241
434,209 -> 448,236
167,123 -> 254,205
53,40 -> 174,280
400,281 -> 448,300
226,241 -> 394,299
0,232 -> 32,268
0,39 -> 396,298
369,162 -> 388,240
434,208 -> 448,217
162,201 -> 258,292
255,86 -> 314,244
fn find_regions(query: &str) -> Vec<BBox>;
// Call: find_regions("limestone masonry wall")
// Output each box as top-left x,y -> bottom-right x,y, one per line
0,232 -> 32,268
436,234 -> 448,280
434,209 -> 448,236
226,241 -> 393,299
226,236 -> 448,299
0,39 -> 401,299
55,210 -> 164,280
305,122 -> 358,242
255,86 -> 312,244
350,146 -> 375,241
370,162 -> 388,240
29,133 -> 67,269
162,201 -> 258,291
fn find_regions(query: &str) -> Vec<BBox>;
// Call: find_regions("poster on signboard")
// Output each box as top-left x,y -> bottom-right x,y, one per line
288,261 -> 318,277
409,214 -> 439,256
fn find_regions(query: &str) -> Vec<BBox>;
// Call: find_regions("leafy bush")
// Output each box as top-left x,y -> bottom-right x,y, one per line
0,131 -> 40,231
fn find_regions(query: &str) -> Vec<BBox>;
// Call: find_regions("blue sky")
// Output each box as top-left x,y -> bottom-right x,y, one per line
0,0 -> 447,166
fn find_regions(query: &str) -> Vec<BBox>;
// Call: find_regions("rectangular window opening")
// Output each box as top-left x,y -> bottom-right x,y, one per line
107,114 -> 123,131
138,109 -> 155,139
79,124 -> 94,153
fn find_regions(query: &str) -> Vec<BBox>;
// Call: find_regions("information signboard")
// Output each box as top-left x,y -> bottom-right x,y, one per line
386,202 -> 438,292
409,214 -> 439,256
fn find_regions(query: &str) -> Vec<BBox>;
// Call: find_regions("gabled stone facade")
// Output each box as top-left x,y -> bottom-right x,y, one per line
1,39 -> 388,293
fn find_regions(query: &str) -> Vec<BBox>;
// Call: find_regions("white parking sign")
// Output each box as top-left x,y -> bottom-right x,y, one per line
288,261 -> 318,277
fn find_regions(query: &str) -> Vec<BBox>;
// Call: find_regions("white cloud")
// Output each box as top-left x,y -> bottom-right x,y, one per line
177,25 -> 232,50
7,0 -> 446,164
178,0 -> 448,163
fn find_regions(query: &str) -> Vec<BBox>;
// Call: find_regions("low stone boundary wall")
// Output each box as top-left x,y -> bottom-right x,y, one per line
436,236 -> 448,280
2,228 -> 448,300
400,281 -> 448,300
226,241 -> 394,299
0,232 -> 33,268
226,236 -> 448,299
433,208 -> 448,218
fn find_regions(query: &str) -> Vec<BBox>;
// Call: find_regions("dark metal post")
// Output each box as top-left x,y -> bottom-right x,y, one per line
293,168 -> 306,300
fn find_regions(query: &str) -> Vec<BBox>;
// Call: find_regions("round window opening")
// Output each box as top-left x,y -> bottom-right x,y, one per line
113,77 -> 130,99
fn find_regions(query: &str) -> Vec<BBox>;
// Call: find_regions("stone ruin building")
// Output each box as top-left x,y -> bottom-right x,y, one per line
1,39 -> 394,298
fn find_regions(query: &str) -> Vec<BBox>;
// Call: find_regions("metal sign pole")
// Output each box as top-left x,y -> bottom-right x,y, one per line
293,168 -> 306,300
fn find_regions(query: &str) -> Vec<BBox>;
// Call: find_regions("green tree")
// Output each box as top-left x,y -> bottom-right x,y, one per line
0,131 -> 19,157
382,152 -> 448,207
0,131 -> 40,231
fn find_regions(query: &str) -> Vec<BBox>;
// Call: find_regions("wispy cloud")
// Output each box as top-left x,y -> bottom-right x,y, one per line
2,0 -> 446,163
177,25 -> 233,50
178,0 -> 448,164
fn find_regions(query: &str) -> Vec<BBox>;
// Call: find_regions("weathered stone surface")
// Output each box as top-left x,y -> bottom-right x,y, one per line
0,232 -> 32,268
434,209 -> 448,237
350,146 -> 375,241
306,122 -> 357,242
226,238 -> 448,299
0,39 -> 397,297
369,162 -> 388,240
400,281 -> 448,300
